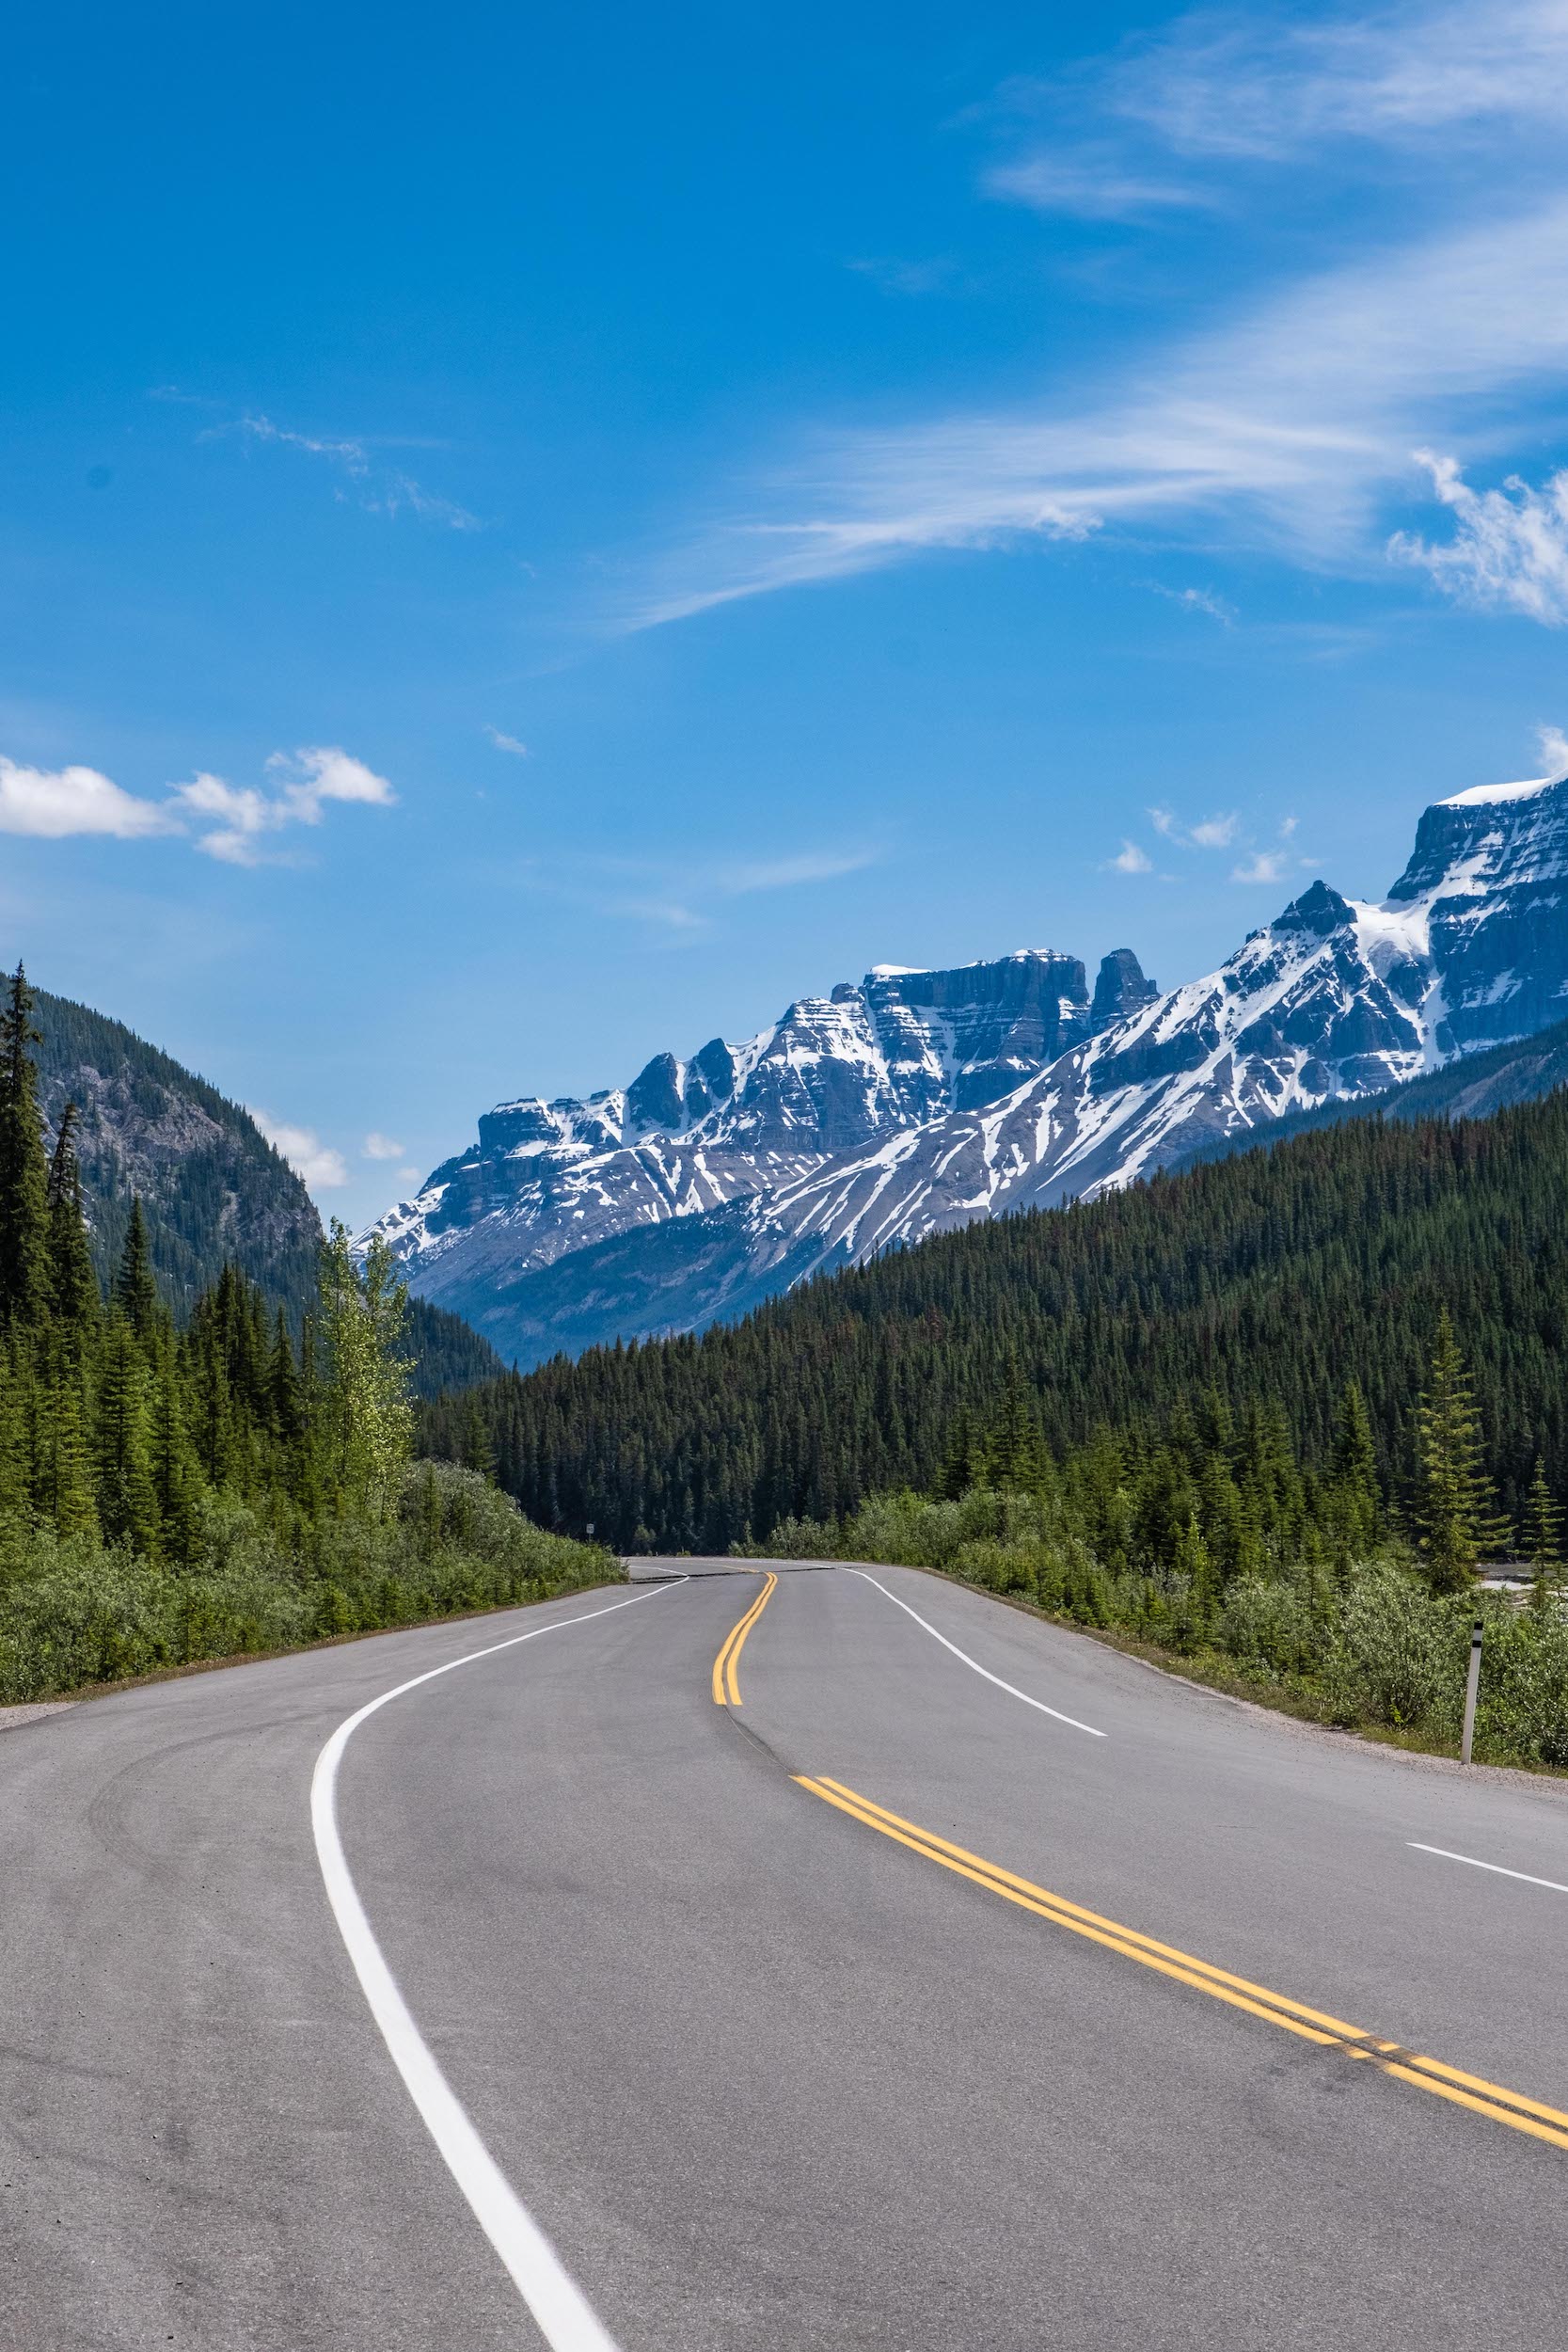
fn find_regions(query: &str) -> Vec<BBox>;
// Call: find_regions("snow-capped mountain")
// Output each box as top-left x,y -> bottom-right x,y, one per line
368,769 -> 1568,1366
369,945 -> 1152,1299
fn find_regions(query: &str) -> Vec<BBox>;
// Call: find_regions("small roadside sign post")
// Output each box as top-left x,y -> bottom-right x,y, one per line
1461,1614 -> 1484,1766
586,1521 -> 595,1539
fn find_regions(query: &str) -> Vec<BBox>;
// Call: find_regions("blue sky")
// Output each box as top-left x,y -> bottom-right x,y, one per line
8,0 -> 1568,1223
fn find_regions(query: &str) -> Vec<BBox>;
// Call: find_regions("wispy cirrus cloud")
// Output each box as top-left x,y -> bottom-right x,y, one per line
522,844 -> 880,937
484,725 -> 531,757
988,0 -> 1568,216
621,3 -> 1568,634
199,408 -> 482,530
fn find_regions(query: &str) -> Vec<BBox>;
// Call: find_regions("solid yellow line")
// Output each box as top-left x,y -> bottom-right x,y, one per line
712,1573 -> 777,1707
794,1774 -> 1568,2156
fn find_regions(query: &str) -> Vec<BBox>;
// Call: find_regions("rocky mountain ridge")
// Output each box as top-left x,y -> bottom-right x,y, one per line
368,769 -> 1568,1366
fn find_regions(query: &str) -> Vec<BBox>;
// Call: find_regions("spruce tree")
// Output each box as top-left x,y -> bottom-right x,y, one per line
43,1373 -> 99,1541
1328,1379 -> 1381,1560
115,1197 -> 161,1345
1413,1310 -> 1510,1592
46,1104 -> 101,1342
1523,1460 -> 1564,1615
148,1343 -> 203,1566
0,964 -> 51,1328
94,1314 -> 159,1553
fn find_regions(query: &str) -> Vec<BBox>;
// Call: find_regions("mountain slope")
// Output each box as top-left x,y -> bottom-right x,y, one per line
421,1080 -> 1568,1550
373,946 -> 1154,1355
1174,1009 -> 1568,1169
22,975 -> 506,1393
26,981 -> 322,1318
381,766 -> 1568,1368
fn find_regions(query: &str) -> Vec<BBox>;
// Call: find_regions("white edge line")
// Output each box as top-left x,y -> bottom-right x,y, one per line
1408,1841 -> 1568,1894
843,1568 -> 1105,1737
310,1578 -> 687,2352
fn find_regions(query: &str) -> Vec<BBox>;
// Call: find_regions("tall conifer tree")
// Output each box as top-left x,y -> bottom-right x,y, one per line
1413,1310 -> 1510,1592
115,1197 -> 161,1344
0,964 -> 51,1327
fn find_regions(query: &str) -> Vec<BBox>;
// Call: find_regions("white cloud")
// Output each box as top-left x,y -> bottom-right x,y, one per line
986,152 -> 1213,220
397,1165 -> 421,1186
1148,807 -> 1240,850
485,726 -> 531,757
175,745 -> 395,865
1390,453 -> 1568,623
1232,850 -> 1291,883
252,1112 -> 350,1190
0,756 -> 173,840
1538,723 -> 1568,775
1107,839 -> 1153,873
717,850 -> 878,893
362,1132 -> 405,1160
1154,584 -> 1237,626
212,412 -> 478,528
1280,813 -> 1299,836
988,0 -> 1568,219
621,0 -> 1568,633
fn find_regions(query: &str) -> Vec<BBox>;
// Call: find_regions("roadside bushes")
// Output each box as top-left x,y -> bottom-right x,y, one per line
742,1486 -> 1568,1770
0,1462 -> 615,1704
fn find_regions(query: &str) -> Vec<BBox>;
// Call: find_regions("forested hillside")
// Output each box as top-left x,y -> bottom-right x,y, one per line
422,1082 -> 1568,1550
24,978 -> 322,1316
16,970 -> 503,1396
0,967 -> 608,1699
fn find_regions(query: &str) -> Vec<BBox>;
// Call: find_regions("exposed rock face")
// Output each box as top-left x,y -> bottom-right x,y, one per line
368,948 -> 1142,1309
366,771 -> 1568,1366
1387,775 -> 1568,1051
22,980 -> 323,1315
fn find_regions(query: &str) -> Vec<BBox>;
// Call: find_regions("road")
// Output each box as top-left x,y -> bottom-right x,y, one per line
4,1557 -> 1568,2349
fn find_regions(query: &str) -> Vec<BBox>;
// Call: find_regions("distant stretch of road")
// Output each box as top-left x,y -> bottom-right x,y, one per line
5,1558 -> 1568,2349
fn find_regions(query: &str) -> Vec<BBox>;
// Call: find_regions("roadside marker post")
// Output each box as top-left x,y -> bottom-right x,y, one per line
1461,1614 -> 1484,1765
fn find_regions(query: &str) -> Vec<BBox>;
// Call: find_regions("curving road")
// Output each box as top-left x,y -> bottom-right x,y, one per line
5,1557 -> 1568,2349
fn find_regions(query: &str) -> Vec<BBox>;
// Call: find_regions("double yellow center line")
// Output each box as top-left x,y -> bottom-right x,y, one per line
795,1773 -> 1568,2157
711,1572 -> 777,1707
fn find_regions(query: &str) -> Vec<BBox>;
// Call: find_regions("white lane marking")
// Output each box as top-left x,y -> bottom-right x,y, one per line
1408,1842 -> 1568,1894
311,1579 -> 686,2352
843,1568 -> 1105,1738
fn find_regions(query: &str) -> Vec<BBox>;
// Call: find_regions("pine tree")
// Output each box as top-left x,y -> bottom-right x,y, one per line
94,1314 -> 159,1553
0,964 -> 51,1328
268,1307 -> 302,1443
935,1406 -> 976,1502
1523,1460 -> 1564,1614
115,1197 -> 162,1345
1328,1378 -> 1381,1559
46,1104 -> 101,1342
1413,1310 -> 1511,1593
148,1342 -> 203,1566
42,1371 -> 98,1540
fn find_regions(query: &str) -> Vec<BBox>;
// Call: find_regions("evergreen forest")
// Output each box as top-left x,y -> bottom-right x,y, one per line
422,1081 -> 1568,1556
0,967 -> 609,1702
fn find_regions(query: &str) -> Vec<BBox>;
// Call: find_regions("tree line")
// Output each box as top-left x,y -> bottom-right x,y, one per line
420,1079 -> 1568,1555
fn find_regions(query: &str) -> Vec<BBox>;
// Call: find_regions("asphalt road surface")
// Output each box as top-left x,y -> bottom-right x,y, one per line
6,1557 -> 1568,2350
